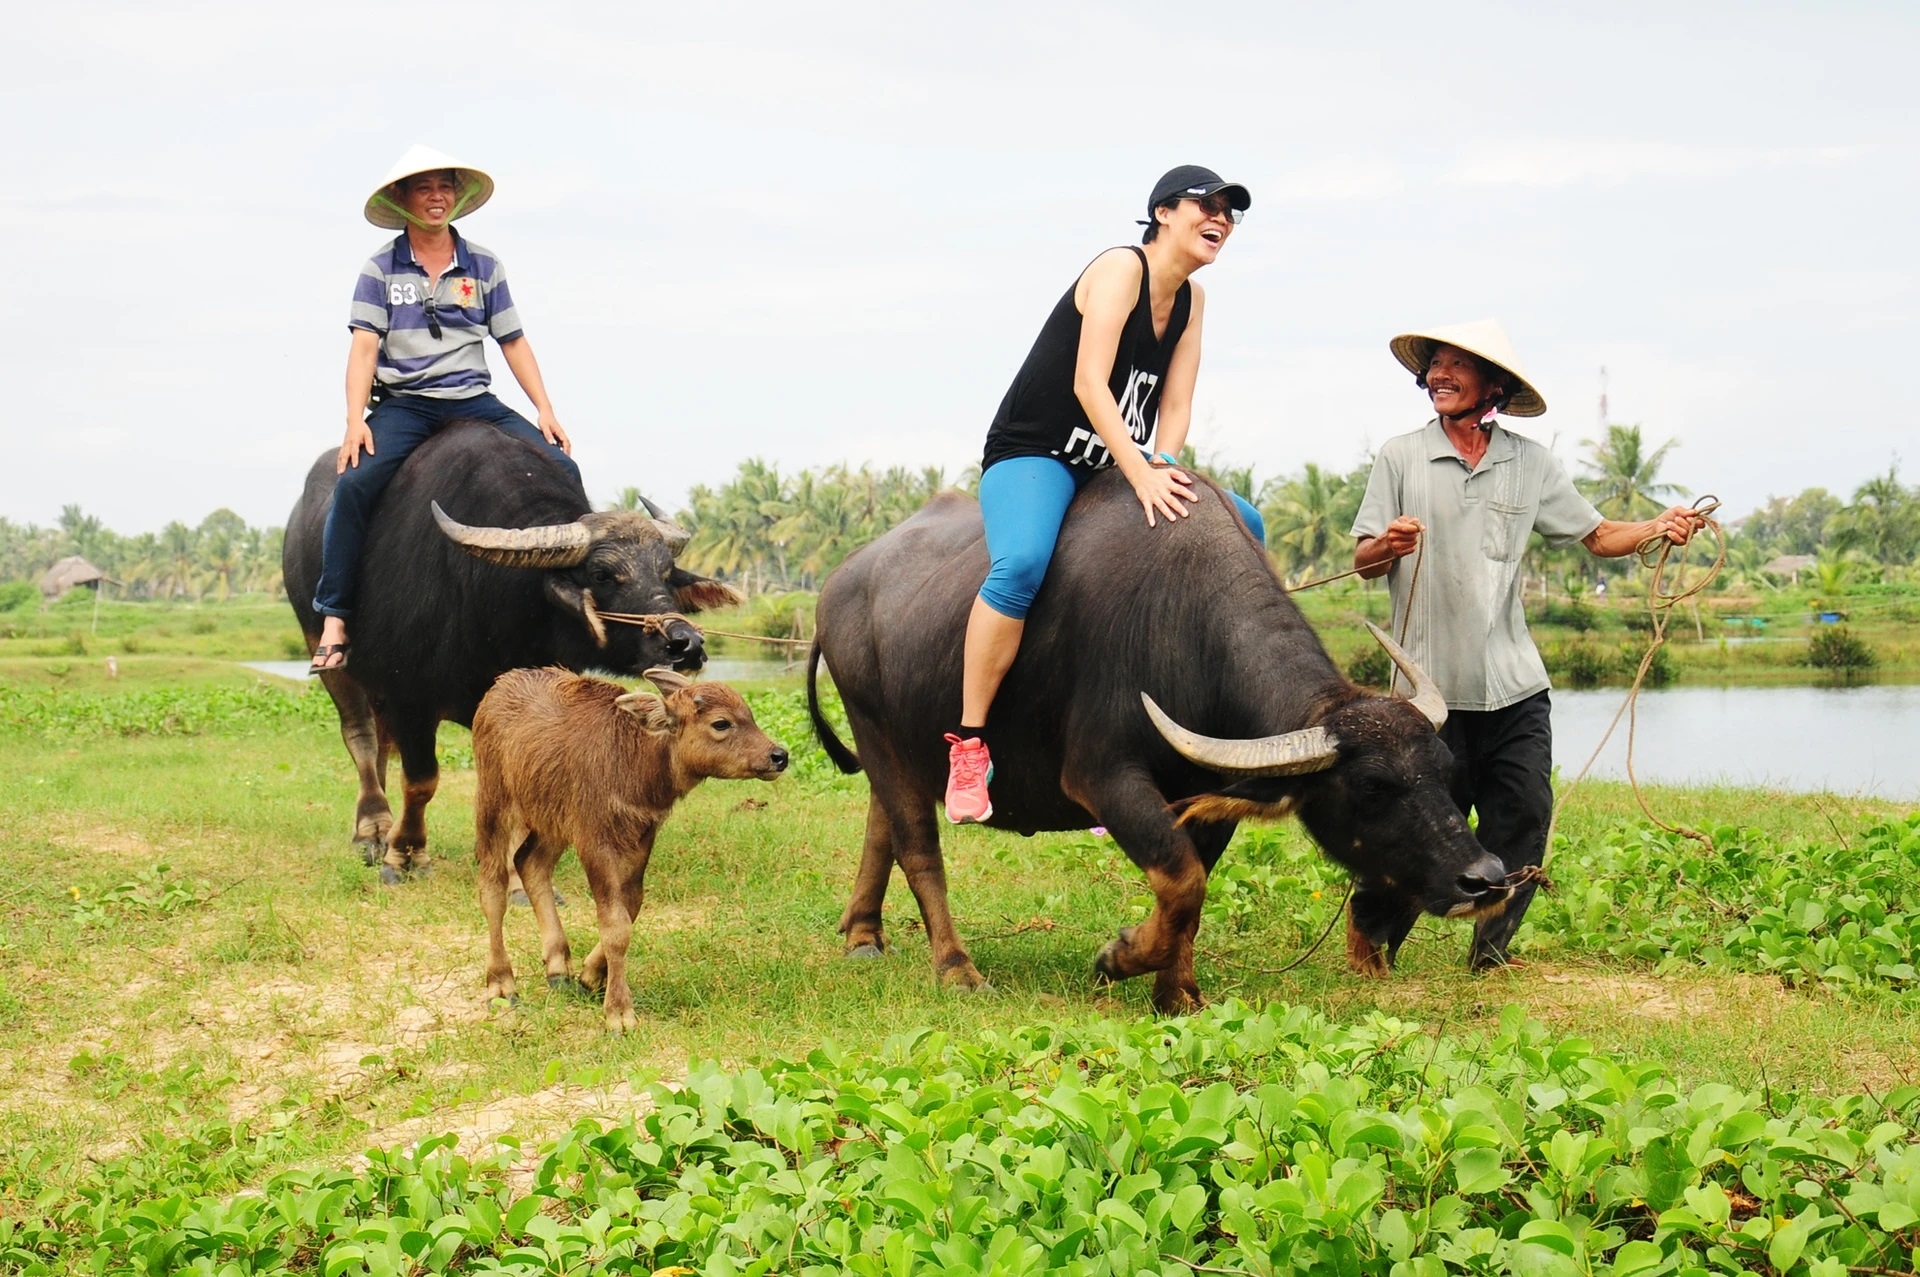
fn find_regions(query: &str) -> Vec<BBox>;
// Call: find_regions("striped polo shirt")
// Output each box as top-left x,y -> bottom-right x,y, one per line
1351,420 -> 1603,712
347,229 -> 523,400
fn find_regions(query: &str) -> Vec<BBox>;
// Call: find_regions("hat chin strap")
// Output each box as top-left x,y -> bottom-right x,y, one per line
372,181 -> 481,229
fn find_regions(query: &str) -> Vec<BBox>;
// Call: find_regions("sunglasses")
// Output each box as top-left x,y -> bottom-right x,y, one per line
1186,192 -> 1245,224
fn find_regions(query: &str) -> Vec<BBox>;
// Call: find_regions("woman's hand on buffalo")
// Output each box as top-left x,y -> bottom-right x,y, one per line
337,419 -> 375,474
1127,455 -> 1198,528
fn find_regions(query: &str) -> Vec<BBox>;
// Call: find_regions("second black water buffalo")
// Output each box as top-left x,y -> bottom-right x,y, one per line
807,469 -> 1512,1011
284,421 -> 738,880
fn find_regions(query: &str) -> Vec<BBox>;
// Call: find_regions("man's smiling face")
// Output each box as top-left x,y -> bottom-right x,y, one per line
398,171 -> 459,228
1424,344 -> 1500,419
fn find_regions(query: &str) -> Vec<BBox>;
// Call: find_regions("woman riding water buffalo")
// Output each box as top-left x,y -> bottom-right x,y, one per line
309,145 -> 580,673
945,165 -> 1266,822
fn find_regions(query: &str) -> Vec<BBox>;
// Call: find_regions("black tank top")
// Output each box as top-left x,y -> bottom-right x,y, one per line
982,246 -> 1192,472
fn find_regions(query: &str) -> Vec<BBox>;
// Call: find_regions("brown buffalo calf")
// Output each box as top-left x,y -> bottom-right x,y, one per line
472,666 -> 787,1031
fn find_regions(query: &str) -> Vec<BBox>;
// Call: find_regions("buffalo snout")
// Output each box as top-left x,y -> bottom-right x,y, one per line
766,746 -> 790,774
1443,851 -> 1514,917
665,619 -> 706,670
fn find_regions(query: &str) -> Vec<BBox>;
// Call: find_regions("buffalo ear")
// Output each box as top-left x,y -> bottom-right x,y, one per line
1171,776 -> 1303,827
615,692 -> 677,734
544,576 -> 608,647
667,567 -> 744,614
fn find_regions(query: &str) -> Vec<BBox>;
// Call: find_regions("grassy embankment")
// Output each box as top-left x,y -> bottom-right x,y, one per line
2,596 -> 1918,1272
697,580 -> 1920,684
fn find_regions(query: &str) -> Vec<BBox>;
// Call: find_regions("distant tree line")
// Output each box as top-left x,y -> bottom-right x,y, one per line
669,428 -> 1920,598
0,506 -> 285,600
6,428 -> 1915,603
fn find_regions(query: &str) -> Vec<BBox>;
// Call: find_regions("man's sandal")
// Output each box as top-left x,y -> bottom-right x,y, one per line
308,643 -> 351,676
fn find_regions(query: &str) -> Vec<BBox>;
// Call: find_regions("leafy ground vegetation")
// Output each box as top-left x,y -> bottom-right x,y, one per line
1,658 -> 1917,1274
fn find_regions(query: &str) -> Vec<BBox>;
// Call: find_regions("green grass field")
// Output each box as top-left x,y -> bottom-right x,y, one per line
3,652 -> 1920,1267
3,591 -> 1920,1267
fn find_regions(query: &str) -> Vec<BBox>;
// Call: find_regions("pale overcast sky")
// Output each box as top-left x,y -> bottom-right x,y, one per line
2,0 -> 1913,532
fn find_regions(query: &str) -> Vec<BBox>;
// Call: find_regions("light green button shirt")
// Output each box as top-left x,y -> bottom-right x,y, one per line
1351,420 -> 1603,712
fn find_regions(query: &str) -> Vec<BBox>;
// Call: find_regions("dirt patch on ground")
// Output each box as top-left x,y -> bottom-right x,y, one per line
1531,967 -> 1793,1021
42,819 -> 168,863
359,1076 -> 672,1192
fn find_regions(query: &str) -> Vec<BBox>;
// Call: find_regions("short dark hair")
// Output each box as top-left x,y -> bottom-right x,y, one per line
1415,349 -> 1512,413
1141,200 -> 1177,245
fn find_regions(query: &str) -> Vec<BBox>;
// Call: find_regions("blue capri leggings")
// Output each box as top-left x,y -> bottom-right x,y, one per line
977,456 -> 1268,619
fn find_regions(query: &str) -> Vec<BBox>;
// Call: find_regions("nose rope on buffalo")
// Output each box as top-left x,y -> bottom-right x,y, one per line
595,610 -> 813,648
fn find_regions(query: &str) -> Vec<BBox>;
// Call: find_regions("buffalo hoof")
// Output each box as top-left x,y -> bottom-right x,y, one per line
378,864 -> 403,886
1151,984 -> 1205,1016
547,974 -> 592,999
937,956 -> 991,993
356,840 -> 383,868
1093,939 -> 1131,985
845,943 -> 885,960
605,1007 -> 637,1034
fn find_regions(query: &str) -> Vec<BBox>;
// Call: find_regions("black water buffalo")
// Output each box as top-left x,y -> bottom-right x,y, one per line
284,421 -> 737,881
806,470 -> 1511,1011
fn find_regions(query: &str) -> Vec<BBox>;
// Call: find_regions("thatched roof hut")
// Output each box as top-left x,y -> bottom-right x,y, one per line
38,555 -> 105,598
1762,553 -> 1817,584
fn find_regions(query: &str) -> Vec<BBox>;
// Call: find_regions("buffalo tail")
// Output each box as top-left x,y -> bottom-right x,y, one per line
806,641 -> 862,774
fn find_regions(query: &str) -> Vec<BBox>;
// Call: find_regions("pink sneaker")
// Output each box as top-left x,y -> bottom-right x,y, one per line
944,734 -> 994,824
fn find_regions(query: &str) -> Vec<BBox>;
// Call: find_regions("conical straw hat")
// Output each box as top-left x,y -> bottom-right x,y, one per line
1389,318 -> 1547,417
364,144 -> 494,230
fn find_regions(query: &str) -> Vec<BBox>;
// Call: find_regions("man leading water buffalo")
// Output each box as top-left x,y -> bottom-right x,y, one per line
1350,320 -> 1706,972
308,145 -> 580,673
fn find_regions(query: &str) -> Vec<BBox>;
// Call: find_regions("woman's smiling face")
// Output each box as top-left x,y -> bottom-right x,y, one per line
1159,193 -> 1237,262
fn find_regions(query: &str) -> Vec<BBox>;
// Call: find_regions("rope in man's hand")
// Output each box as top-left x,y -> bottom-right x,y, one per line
1552,495 -> 1726,854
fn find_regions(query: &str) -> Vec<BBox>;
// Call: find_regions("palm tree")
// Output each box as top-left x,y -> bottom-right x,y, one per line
160,522 -> 199,600
1577,425 -> 1681,521
1258,463 -> 1355,579
1827,467 -> 1919,565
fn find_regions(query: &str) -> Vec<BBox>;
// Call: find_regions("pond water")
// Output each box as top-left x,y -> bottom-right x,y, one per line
1550,683 -> 1920,800
240,656 -> 794,684
240,660 -> 1917,800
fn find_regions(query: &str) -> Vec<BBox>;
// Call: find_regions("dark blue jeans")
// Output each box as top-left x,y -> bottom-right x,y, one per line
312,392 -> 580,619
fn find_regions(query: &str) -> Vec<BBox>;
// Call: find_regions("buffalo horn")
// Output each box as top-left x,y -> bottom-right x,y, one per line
642,666 -> 692,694
431,501 -> 592,569
1141,693 -> 1340,777
632,495 -> 694,555
1365,622 -> 1448,730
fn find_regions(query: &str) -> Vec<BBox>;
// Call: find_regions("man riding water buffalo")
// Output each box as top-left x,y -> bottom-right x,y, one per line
285,147 -> 731,880
1350,320 -> 1706,972
309,145 -> 578,674
946,166 -> 1267,824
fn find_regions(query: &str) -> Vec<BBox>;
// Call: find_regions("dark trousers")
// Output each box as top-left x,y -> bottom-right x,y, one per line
312,392 -> 580,619
1439,689 -> 1553,970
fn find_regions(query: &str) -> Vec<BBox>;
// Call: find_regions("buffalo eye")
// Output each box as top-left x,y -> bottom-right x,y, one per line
590,566 -> 615,585
1357,774 -> 1400,799
709,718 -> 733,733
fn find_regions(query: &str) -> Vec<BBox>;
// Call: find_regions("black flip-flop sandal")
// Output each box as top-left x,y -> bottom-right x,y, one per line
307,643 -> 351,676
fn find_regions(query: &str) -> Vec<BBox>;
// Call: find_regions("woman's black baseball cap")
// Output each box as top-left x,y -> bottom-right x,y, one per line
1146,165 -> 1252,216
